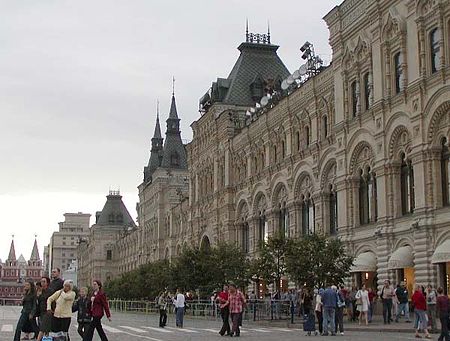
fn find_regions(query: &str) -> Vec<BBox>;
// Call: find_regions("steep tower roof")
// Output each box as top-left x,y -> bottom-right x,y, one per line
7,239 -> 16,261
160,94 -> 188,169
30,238 -> 40,261
144,110 -> 164,183
200,30 -> 290,109
95,191 -> 136,227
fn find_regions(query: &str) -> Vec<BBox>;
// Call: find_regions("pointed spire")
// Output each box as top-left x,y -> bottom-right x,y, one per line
153,101 -> 162,139
7,237 -> 16,261
30,237 -> 40,261
169,93 -> 179,120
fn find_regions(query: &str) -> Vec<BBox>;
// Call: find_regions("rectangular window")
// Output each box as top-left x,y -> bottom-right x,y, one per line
430,28 -> 441,73
394,52 -> 403,94
106,250 -> 112,260
351,81 -> 358,116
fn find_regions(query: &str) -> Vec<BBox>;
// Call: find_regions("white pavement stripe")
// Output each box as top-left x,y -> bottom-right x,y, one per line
103,326 -> 163,341
142,326 -> 174,333
1,324 -> 13,332
119,325 -> 148,333
271,327 -> 294,332
200,328 -> 218,333
165,326 -> 199,333
247,328 -> 272,333
101,325 -> 123,333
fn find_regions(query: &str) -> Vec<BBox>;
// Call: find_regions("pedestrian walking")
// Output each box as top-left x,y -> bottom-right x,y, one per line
395,281 -> 411,322
321,285 -> 338,336
367,287 -> 375,323
82,280 -> 111,341
355,284 -> 370,325
426,284 -> 438,332
72,287 -> 92,337
436,286 -> 450,341
217,284 -> 231,336
315,288 -> 324,335
335,286 -> 346,335
349,286 -> 358,322
46,279 -> 75,339
227,283 -> 246,337
411,284 -> 431,339
14,280 -> 39,341
380,280 -> 394,324
173,288 -> 185,328
158,291 -> 168,328
36,277 -> 53,341
49,268 -> 64,293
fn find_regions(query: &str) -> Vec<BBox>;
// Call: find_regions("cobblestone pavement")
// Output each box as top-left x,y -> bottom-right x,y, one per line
0,306 -> 436,341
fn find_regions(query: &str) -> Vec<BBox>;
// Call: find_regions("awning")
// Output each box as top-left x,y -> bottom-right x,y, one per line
388,246 -> 414,269
350,251 -> 377,273
432,239 -> 450,264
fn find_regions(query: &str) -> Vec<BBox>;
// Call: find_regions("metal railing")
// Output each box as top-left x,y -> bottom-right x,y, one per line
108,299 -> 295,321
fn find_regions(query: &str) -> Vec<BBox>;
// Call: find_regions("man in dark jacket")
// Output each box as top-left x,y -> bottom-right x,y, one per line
395,281 -> 411,322
49,268 -> 64,292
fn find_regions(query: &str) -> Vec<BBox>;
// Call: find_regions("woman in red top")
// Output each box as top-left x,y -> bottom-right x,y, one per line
82,280 -> 112,341
411,284 -> 431,339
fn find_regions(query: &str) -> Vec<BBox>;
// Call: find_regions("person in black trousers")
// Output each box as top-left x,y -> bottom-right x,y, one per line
14,280 -> 39,341
158,292 -> 168,327
217,285 -> 231,336
72,287 -> 92,337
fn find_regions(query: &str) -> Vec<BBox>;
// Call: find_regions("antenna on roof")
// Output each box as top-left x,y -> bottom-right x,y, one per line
246,18 -> 249,42
267,20 -> 271,43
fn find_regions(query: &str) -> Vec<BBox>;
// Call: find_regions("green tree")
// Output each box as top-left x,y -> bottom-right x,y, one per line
285,234 -> 354,289
250,230 -> 294,293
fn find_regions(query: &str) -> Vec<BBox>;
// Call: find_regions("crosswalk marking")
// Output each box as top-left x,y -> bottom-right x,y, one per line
272,327 -> 294,332
247,328 -> 271,333
165,326 -> 199,333
119,325 -> 148,333
142,326 -> 174,333
200,328 -> 218,333
102,325 -> 123,333
1,324 -> 13,332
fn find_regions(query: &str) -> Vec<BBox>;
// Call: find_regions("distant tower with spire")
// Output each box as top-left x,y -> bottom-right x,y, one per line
144,101 -> 164,183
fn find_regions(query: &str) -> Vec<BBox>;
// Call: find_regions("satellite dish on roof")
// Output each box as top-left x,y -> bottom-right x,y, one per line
292,70 -> 300,79
281,80 -> 289,90
287,75 -> 295,85
260,96 -> 269,107
299,64 -> 307,76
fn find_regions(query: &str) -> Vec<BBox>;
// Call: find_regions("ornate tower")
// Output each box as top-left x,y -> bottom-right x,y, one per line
144,109 -> 164,183
3,239 -> 19,282
27,238 -> 43,281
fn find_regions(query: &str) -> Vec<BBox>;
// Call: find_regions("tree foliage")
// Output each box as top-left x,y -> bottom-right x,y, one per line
249,230 -> 294,292
285,234 -> 354,289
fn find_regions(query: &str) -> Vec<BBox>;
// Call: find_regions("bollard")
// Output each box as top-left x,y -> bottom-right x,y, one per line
253,302 -> 257,321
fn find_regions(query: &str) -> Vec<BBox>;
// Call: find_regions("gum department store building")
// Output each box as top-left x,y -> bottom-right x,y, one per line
78,0 -> 450,296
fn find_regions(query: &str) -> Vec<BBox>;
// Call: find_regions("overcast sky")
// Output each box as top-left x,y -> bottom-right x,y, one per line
1,0 -> 342,260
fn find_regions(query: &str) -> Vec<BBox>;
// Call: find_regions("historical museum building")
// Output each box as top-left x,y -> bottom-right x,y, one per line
0,239 -> 43,304
78,0 -> 450,295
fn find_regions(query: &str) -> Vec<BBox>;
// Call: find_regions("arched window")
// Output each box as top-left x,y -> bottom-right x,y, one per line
363,72 -> 370,110
302,194 -> 315,235
254,157 -> 258,173
170,152 -> 180,166
116,214 -> 123,224
430,28 -> 441,73
108,213 -> 115,224
351,81 -> 358,116
323,115 -> 328,138
242,222 -> 249,253
273,145 -> 277,163
359,168 -> 377,225
305,126 -> 310,147
441,138 -> 450,206
394,52 -> 403,94
329,185 -> 338,235
281,141 -> 286,159
279,204 -> 289,238
401,153 -> 415,214
296,131 -> 301,151
258,212 -> 268,243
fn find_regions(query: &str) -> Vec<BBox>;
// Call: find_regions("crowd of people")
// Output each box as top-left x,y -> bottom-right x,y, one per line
14,268 -> 111,341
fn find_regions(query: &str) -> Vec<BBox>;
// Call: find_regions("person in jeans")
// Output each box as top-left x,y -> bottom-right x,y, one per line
395,281 -> 411,322
226,284 -> 246,337
367,288 -> 375,323
426,284 -> 437,332
217,284 -> 231,336
157,291 -> 168,328
436,286 -> 449,341
315,288 -> 324,335
335,286 -> 345,335
322,285 -> 337,336
173,288 -> 185,328
380,280 -> 394,324
412,284 -> 431,339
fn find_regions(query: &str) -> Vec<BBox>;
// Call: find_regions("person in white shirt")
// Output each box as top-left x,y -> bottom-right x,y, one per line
173,289 -> 185,328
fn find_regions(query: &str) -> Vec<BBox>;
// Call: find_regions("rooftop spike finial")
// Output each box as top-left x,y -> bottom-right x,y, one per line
246,18 -> 249,41
157,99 -> 160,118
172,76 -> 175,97
267,20 -> 271,43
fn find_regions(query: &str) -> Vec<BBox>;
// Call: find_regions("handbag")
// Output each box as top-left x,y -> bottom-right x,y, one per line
51,290 -> 62,312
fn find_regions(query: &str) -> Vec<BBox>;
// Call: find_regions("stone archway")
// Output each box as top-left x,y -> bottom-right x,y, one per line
200,235 -> 211,251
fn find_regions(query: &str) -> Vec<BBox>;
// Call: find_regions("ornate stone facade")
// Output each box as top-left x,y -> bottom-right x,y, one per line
86,0 -> 450,295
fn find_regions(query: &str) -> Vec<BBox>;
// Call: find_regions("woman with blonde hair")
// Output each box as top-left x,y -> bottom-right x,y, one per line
46,280 -> 76,338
